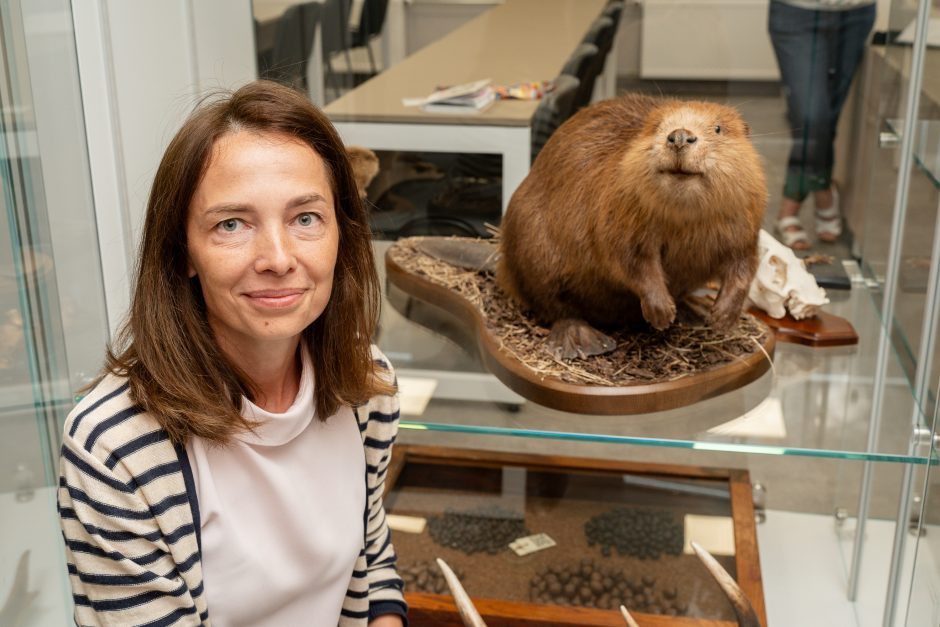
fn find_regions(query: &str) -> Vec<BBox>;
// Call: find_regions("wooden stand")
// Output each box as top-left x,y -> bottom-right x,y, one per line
386,249 -> 775,416
747,308 -> 858,347
386,445 -> 766,627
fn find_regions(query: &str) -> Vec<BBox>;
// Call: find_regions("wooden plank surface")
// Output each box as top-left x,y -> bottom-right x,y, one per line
325,0 -> 607,125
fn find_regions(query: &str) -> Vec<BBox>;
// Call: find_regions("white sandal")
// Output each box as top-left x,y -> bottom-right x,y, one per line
775,215 -> 810,250
815,190 -> 842,242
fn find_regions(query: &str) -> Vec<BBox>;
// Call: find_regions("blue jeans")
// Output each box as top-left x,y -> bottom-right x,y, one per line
768,1 -> 876,202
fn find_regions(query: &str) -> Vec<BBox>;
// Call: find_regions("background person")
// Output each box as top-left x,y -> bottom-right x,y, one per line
57,80 -> 406,626
769,0 -> 876,250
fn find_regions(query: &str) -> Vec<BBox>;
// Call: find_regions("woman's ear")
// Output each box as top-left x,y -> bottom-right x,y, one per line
346,145 -> 379,198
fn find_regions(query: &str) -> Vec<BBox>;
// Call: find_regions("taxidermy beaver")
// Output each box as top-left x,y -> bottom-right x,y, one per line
497,94 -> 767,359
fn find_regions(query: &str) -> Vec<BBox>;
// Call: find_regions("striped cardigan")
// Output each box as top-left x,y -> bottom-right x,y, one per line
57,348 -> 407,626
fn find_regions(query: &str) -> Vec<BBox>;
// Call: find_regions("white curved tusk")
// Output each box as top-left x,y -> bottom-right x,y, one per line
620,604 -> 641,627
436,558 -> 488,627
691,541 -> 761,627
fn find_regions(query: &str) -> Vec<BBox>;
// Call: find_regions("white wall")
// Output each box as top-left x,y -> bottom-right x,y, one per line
73,0 -> 257,335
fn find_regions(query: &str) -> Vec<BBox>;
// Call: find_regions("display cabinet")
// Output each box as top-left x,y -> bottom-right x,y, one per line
3,1 -> 940,626
360,2 -> 940,626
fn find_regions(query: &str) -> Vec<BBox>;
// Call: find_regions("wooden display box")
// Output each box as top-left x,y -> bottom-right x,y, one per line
385,446 -> 766,627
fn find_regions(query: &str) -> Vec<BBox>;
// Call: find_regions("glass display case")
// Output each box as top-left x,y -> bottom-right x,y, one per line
0,0 -> 109,624
3,0 -> 940,625
329,1 -> 940,625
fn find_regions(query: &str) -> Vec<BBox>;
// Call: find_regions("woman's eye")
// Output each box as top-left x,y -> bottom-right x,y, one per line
297,213 -> 317,227
714,125 -> 722,134
219,218 -> 241,232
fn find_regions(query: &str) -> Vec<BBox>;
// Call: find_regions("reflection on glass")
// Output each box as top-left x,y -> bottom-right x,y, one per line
0,0 -> 109,624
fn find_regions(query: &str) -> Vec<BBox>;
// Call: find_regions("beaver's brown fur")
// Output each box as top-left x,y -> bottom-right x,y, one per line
497,94 -> 767,358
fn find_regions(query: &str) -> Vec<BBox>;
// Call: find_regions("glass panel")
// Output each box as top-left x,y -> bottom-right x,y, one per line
0,0 -> 108,623
905,447 -> 940,626
377,238 -> 934,464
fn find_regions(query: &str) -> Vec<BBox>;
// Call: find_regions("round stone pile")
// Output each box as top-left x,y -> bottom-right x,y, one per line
529,559 -> 688,615
428,505 -> 530,555
399,560 -> 463,595
584,507 -> 684,559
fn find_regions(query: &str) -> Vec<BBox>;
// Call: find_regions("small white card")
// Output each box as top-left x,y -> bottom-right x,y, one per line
386,514 -> 427,534
683,515 -> 735,556
509,533 -> 556,556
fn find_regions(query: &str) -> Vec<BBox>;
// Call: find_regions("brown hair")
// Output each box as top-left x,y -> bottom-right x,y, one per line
105,80 -> 392,445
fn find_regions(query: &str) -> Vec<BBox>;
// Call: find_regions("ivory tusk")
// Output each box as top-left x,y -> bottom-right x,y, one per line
691,541 -> 761,627
436,558 -> 488,627
620,604 -> 641,627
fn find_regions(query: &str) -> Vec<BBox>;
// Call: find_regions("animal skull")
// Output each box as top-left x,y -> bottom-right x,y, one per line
748,229 -> 829,320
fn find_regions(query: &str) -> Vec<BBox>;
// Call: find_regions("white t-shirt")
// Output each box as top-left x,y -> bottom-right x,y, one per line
186,350 -> 366,626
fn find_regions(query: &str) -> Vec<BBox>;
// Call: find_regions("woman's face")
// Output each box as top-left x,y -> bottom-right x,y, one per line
186,130 -> 339,357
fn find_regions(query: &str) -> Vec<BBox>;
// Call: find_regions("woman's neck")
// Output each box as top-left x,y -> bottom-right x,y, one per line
218,336 -> 303,413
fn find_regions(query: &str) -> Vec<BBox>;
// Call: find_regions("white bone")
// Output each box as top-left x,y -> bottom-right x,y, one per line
748,230 -> 828,320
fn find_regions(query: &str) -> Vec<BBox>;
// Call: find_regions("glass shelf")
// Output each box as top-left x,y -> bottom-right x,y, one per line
886,118 -> 940,190
375,241 -> 936,465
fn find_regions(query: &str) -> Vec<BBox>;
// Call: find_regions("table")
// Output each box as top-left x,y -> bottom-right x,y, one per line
324,0 -> 608,210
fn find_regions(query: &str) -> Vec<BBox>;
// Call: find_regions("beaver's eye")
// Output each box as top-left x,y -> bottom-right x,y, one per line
714,125 -> 722,134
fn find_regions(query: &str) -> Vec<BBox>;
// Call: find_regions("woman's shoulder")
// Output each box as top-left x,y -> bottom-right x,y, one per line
370,344 -> 396,382
358,345 -> 399,424
62,372 -> 169,464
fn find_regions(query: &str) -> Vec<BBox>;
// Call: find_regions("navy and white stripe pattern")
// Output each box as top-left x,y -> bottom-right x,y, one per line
58,345 -> 406,626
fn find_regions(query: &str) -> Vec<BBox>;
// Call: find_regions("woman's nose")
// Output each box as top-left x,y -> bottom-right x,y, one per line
254,227 -> 296,274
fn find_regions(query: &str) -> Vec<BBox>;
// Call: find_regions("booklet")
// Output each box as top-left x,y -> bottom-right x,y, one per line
402,79 -> 496,114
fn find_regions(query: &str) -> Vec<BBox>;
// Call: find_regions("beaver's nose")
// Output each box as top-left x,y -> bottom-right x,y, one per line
667,129 -> 697,150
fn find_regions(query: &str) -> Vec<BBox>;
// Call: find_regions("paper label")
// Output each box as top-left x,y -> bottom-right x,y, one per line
509,533 -> 556,556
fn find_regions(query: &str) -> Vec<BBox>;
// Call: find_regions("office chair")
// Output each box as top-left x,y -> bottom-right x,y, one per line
350,0 -> 390,76
531,74 -> 581,163
321,0 -> 354,99
266,3 -> 321,90
574,16 -> 614,110
561,43 -> 600,112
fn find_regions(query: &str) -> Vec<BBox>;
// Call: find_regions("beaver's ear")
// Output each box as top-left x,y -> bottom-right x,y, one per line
346,145 -> 379,199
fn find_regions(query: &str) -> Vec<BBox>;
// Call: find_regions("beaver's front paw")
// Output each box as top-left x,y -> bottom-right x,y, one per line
641,294 -> 676,331
547,318 -> 617,360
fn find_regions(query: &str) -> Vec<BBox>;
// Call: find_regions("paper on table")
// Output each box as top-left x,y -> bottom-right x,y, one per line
897,18 -> 940,48
706,396 -> 786,439
397,376 -> 438,416
402,78 -> 492,107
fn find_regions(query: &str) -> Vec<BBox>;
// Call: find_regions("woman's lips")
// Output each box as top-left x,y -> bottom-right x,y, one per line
244,289 -> 306,309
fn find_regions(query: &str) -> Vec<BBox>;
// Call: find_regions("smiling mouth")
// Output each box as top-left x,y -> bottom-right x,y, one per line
244,289 -> 307,309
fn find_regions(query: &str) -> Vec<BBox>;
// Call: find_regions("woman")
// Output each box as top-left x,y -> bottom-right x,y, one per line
769,0 -> 876,250
57,80 -> 406,626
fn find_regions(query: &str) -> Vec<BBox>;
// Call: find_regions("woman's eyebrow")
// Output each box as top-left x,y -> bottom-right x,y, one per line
204,203 -> 251,216
287,193 -> 328,208
202,193 -> 328,216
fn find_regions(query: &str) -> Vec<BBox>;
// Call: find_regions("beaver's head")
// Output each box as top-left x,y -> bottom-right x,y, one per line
630,100 -> 763,212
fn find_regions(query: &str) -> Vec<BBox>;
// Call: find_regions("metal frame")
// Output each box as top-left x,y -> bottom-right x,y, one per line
847,0 -> 934,624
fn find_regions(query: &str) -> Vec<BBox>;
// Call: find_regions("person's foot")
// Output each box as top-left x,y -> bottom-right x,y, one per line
814,188 -> 842,243
775,198 -> 809,250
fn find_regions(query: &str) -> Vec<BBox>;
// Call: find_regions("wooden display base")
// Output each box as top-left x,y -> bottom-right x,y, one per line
386,445 -> 767,627
747,308 -> 858,347
386,242 -> 775,416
